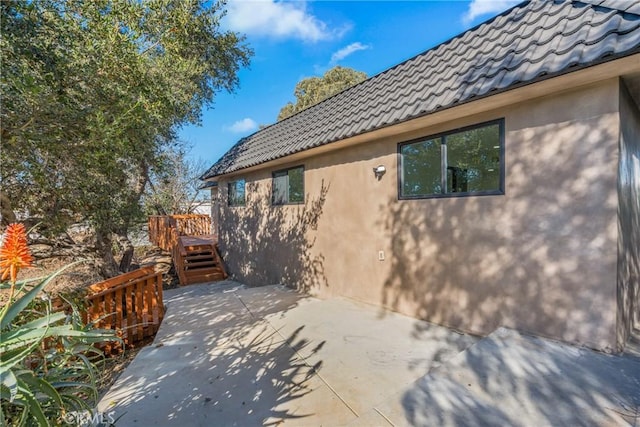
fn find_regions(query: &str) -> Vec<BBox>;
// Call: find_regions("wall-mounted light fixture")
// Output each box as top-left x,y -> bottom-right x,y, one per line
373,165 -> 386,180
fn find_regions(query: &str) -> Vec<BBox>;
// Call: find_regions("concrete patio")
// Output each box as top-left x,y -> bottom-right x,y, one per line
98,282 -> 640,426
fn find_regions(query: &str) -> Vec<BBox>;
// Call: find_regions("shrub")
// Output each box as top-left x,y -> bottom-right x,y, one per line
0,224 -> 120,426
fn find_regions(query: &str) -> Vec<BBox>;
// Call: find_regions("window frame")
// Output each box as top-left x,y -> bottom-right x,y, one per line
271,165 -> 305,206
397,118 -> 505,200
227,179 -> 246,207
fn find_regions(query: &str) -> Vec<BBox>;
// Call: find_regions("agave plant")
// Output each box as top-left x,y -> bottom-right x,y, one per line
0,224 -> 120,426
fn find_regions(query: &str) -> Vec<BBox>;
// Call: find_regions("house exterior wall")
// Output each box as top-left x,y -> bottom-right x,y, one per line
210,187 -> 219,238
617,78 -> 640,348
218,78 -> 621,350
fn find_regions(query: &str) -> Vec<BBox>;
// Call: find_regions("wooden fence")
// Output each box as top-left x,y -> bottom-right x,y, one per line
85,266 -> 164,352
149,214 -> 211,251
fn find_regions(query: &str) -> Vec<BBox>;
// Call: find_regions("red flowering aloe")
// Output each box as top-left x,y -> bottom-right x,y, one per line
0,223 -> 33,284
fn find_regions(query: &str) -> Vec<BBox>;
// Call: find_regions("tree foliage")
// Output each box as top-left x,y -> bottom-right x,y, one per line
143,147 -> 209,216
0,0 -> 252,275
277,66 -> 367,121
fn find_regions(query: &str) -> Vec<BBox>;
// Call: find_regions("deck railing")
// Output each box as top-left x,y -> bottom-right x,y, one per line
85,266 -> 164,351
149,214 -> 211,251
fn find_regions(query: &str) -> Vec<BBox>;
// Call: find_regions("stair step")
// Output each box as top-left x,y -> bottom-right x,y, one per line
185,266 -> 222,275
185,270 -> 225,284
183,245 -> 214,252
185,270 -> 224,278
185,261 -> 219,270
184,254 -> 215,261
185,259 -> 215,265
174,238 -> 227,286
184,248 -> 213,254
183,253 -> 212,259
185,268 -> 222,279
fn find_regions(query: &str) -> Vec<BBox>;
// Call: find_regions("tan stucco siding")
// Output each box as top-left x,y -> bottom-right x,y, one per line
218,78 -> 621,350
617,78 -> 640,349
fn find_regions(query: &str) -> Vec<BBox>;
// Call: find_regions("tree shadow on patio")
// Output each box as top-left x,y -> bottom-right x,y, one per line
99,283 -> 332,426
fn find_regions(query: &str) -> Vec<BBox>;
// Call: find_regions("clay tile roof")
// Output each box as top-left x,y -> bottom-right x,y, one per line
202,0 -> 640,179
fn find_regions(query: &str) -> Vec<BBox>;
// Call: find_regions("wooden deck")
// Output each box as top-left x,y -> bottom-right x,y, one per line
179,234 -> 218,247
149,214 -> 212,251
149,215 -> 227,286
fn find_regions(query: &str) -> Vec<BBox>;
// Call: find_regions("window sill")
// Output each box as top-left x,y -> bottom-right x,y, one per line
398,190 -> 505,200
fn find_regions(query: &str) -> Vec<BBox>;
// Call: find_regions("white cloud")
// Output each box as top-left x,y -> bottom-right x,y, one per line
226,0 -> 340,42
330,42 -> 371,64
462,0 -> 521,25
226,118 -> 258,133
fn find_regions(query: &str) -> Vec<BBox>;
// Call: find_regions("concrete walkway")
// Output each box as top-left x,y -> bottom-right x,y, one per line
99,282 -> 640,426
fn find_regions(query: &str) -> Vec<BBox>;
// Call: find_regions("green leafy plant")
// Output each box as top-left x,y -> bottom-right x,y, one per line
0,224 -> 121,426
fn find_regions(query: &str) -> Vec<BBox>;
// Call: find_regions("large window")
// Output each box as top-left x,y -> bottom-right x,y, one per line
399,119 -> 504,199
227,179 -> 246,206
272,166 -> 304,205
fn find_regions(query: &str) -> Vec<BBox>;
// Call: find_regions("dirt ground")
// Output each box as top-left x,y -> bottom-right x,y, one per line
3,245 -> 179,302
97,337 -> 155,398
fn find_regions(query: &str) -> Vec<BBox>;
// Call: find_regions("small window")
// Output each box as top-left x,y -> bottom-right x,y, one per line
272,166 -> 304,205
399,119 -> 504,199
227,179 -> 245,206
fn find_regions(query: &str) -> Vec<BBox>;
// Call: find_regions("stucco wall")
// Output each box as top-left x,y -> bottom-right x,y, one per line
617,79 -> 640,349
218,78 -> 621,350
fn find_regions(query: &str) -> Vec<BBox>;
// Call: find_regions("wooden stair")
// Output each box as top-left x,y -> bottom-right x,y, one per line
173,235 -> 227,286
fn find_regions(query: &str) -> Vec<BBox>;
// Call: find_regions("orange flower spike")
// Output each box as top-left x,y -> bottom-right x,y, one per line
0,223 -> 34,283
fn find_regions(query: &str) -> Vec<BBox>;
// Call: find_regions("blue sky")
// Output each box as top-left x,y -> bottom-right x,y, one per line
180,0 -> 521,169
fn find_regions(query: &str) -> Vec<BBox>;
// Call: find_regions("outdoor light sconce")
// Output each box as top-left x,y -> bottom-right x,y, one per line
373,165 -> 386,180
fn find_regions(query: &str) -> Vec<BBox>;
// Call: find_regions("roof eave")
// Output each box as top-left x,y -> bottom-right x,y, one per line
204,52 -> 640,181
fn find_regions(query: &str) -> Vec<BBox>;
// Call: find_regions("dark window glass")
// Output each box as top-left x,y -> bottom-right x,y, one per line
401,138 -> 441,197
288,167 -> 304,203
445,124 -> 500,193
272,166 -> 304,205
227,179 -> 245,206
399,120 -> 504,199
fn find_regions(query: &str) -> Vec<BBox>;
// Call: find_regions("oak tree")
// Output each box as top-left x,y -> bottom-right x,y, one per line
277,66 -> 367,121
